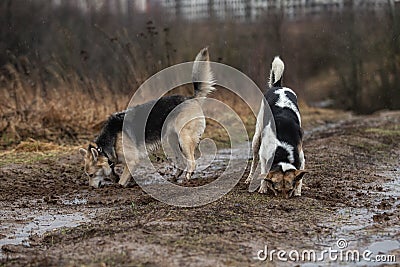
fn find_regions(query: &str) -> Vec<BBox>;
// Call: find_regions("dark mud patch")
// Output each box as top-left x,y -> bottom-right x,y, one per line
0,111 -> 399,266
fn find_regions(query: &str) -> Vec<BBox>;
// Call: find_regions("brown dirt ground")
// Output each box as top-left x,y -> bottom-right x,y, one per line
0,111 -> 399,267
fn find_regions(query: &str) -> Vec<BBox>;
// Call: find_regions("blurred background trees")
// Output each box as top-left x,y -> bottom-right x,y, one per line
0,0 -> 399,144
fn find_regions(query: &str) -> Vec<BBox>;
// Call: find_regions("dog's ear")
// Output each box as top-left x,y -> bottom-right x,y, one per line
294,170 -> 308,182
79,148 -> 87,157
259,175 -> 278,196
90,147 -> 98,161
267,171 -> 279,179
259,172 -> 277,182
267,171 -> 277,179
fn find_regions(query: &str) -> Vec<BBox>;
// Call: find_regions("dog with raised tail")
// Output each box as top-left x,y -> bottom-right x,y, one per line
245,56 -> 307,198
79,47 -> 215,188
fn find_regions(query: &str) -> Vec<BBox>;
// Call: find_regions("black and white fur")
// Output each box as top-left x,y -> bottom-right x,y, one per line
245,56 -> 305,196
80,48 -> 215,188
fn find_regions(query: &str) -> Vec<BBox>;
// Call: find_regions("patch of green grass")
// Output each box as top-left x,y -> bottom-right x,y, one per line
92,253 -> 143,267
365,127 -> 400,136
0,133 -> 16,148
351,141 -> 390,154
0,151 -> 60,167
0,139 -> 77,167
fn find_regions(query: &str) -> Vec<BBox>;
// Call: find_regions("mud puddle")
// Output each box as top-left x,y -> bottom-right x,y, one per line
0,212 -> 89,258
61,198 -> 88,205
132,142 -> 250,185
306,167 -> 400,266
304,120 -> 348,138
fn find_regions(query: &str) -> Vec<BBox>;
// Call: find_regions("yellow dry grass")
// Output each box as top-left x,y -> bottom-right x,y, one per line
13,138 -> 73,153
300,104 -> 350,129
0,138 -> 79,166
0,64 -> 348,151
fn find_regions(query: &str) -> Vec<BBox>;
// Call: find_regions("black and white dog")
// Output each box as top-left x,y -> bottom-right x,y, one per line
245,56 -> 307,198
79,48 -> 215,188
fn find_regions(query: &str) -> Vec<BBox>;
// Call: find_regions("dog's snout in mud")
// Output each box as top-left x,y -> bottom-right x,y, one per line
88,176 -> 105,189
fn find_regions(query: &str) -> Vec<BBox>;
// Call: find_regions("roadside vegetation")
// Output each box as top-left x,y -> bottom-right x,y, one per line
0,1 -> 399,149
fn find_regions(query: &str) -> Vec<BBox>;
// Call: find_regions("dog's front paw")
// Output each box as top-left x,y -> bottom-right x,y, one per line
185,171 -> 193,181
294,192 -> 301,197
118,181 -> 128,187
244,176 -> 253,184
294,180 -> 303,196
258,180 -> 268,194
118,176 -> 131,187
172,169 -> 184,181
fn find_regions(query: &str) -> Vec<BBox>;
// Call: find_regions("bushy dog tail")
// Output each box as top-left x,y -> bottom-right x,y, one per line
268,56 -> 285,88
192,47 -> 215,98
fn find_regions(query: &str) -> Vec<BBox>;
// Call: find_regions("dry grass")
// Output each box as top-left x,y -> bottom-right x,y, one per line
13,138 -> 73,153
1,2 -> 398,149
0,138 -> 78,166
0,70 -> 129,148
1,1 -> 399,152
300,103 -> 350,129
0,64 -> 258,150
0,71 -> 347,151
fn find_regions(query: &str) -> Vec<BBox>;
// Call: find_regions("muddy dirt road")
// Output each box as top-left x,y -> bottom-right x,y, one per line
1,111 -> 399,266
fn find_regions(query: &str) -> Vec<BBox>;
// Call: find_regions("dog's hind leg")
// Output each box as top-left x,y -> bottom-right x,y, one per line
294,144 -> 305,196
164,132 -> 185,180
117,134 -> 139,187
181,139 -> 197,180
245,101 -> 266,184
179,131 -> 198,181
245,123 -> 262,184
175,115 -> 204,181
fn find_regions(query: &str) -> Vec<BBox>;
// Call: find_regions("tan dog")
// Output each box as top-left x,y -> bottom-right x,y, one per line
79,48 -> 215,188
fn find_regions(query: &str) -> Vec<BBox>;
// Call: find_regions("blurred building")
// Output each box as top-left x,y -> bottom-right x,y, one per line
158,0 -> 394,21
50,0 -> 397,20
50,0 -> 154,14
